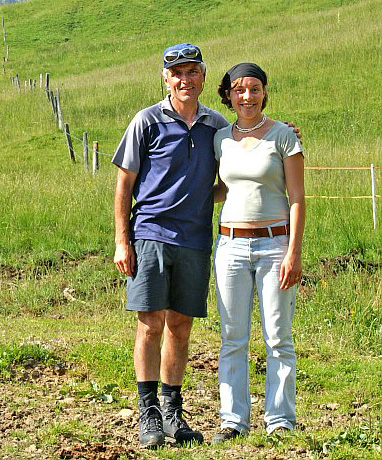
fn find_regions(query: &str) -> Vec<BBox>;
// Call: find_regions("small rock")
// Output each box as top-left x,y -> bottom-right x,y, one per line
326,403 -> 340,411
116,409 -> 134,419
31,370 -> 40,379
356,403 -> 369,412
63,288 -> 77,302
26,444 -> 37,453
55,366 -> 67,376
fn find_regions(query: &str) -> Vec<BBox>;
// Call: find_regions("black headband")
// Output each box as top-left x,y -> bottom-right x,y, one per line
225,63 -> 267,86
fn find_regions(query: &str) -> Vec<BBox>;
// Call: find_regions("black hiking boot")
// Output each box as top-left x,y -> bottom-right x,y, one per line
138,392 -> 165,448
161,391 -> 204,444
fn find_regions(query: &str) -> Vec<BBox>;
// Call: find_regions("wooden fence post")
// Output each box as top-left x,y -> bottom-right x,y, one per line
45,72 -> 50,99
371,164 -> 377,229
49,90 -> 57,115
83,132 -> 89,172
92,141 -> 99,175
64,123 -> 76,163
56,87 -> 63,131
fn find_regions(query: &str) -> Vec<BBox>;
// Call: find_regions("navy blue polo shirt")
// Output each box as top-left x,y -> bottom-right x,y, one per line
112,96 -> 228,251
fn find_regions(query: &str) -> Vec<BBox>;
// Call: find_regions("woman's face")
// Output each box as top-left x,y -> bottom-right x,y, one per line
227,77 -> 266,121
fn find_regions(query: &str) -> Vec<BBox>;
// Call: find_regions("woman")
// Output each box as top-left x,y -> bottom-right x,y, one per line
212,63 -> 305,443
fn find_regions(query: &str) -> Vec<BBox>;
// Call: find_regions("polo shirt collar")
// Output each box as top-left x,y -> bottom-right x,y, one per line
160,95 -> 210,123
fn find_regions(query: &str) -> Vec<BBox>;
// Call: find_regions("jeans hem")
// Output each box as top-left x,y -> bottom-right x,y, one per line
221,422 -> 249,435
266,421 -> 295,434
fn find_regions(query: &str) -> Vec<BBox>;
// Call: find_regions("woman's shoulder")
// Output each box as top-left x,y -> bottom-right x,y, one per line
269,120 -> 303,156
267,120 -> 299,141
270,120 -> 290,133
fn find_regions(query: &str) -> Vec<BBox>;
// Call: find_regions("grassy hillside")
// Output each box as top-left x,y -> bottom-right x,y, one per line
0,0 -> 381,459
0,0 -> 381,262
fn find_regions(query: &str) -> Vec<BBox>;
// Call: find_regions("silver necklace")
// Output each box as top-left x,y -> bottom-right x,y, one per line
234,114 -> 267,133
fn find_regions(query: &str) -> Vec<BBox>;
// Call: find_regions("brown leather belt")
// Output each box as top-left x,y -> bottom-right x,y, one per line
219,224 -> 290,238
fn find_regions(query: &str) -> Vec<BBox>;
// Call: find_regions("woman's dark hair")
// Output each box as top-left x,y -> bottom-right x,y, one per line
218,62 -> 268,111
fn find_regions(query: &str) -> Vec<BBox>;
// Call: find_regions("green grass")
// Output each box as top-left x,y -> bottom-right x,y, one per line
0,0 -> 381,458
0,343 -> 63,381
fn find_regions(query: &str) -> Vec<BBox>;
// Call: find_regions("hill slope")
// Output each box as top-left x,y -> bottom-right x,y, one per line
1,0 -> 381,159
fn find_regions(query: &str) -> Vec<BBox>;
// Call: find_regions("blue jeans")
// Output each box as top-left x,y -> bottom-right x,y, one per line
214,232 -> 297,434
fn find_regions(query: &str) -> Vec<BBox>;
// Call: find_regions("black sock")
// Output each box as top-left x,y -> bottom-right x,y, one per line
161,382 -> 182,397
137,381 -> 159,399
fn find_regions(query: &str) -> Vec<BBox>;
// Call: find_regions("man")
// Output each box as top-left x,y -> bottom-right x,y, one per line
112,43 -> 228,447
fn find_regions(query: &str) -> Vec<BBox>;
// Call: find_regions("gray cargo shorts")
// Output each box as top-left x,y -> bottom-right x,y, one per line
126,240 -> 211,318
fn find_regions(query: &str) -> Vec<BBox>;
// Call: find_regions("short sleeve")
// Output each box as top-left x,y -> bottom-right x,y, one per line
214,131 -> 223,161
214,125 -> 232,160
278,125 -> 304,160
112,110 -> 149,172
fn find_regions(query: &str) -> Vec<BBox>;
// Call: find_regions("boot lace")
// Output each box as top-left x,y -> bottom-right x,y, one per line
139,405 -> 163,432
165,406 -> 192,430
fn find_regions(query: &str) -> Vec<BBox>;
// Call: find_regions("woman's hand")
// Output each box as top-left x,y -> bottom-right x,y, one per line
279,251 -> 302,290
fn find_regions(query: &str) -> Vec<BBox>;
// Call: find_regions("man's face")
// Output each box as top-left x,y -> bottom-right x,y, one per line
164,63 -> 205,104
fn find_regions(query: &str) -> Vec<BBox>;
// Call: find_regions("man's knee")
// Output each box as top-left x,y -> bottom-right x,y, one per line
165,310 -> 193,341
137,311 -> 165,341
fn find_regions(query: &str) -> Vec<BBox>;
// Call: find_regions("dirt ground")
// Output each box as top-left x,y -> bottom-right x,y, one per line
0,352 -> 320,460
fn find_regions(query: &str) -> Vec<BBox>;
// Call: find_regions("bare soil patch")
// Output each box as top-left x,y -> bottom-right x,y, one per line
0,353 -> 321,459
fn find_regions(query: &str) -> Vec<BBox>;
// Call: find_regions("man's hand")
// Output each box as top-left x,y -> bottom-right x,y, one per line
114,243 -> 136,276
283,121 -> 302,141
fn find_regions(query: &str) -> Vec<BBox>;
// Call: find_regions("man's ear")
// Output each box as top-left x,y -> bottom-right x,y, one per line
163,76 -> 171,91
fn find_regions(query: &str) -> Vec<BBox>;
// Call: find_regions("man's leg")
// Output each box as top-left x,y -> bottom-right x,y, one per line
160,309 -> 193,384
160,309 -> 203,444
135,311 -> 166,448
135,311 -> 165,381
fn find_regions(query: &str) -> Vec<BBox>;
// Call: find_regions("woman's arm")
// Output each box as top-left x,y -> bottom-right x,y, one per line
279,153 -> 305,290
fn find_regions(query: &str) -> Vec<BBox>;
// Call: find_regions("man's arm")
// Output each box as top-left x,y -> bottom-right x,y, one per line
213,169 -> 227,203
114,167 -> 138,276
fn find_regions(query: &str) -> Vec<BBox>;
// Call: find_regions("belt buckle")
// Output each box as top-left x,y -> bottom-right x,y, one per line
267,226 -> 273,238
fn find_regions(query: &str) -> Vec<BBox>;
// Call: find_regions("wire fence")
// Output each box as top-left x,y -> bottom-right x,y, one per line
2,14 -> 380,228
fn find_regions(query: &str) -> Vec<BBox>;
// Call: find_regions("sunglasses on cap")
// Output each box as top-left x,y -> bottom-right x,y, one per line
164,46 -> 201,63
